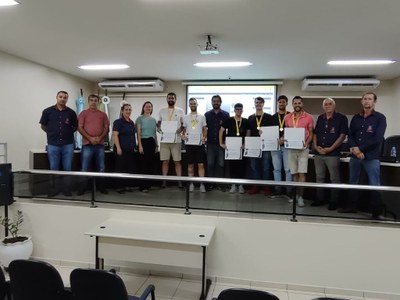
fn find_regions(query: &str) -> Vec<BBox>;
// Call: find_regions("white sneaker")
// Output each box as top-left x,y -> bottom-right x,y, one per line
297,196 -> 305,207
229,184 -> 236,193
288,197 -> 293,203
239,185 -> 245,194
200,184 -> 206,193
189,183 -> 194,192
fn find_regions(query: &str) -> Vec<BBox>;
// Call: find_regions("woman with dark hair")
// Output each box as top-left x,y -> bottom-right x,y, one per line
112,103 -> 136,193
136,101 -> 157,192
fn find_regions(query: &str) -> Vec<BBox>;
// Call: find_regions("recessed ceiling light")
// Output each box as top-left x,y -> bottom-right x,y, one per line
78,64 -> 130,70
194,62 -> 252,68
0,0 -> 19,6
327,60 -> 396,65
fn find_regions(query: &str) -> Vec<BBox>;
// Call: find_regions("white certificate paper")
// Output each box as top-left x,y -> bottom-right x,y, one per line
244,136 -> 261,158
160,121 -> 178,143
260,126 -> 279,151
185,133 -> 201,145
225,137 -> 242,160
284,128 -> 305,149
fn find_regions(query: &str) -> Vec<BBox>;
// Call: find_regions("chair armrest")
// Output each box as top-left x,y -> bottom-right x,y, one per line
138,284 -> 155,300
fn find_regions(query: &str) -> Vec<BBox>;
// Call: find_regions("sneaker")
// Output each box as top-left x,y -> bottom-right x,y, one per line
99,189 -> 108,195
248,186 -> 259,195
141,189 -> 149,193
189,183 -> 194,192
229,184 -> 236,193
200,184 -> 206,193
239,185 -> 245,194
268,191 -> 282,199
263,187 -> 271,196
62,191 -> 72,197
297,196 -> 305,207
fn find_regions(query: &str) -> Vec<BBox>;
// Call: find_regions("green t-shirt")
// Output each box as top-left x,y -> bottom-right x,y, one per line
136,115 -> 157,140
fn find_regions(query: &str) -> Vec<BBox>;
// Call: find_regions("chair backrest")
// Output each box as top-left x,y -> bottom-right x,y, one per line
216,288 -> 280,300
382,135 -> 400,158
0,267 -> 9,300
9,259 -> 70,300
70,268 -> 130,300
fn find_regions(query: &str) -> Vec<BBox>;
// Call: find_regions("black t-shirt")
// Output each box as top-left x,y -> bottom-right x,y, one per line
221,117 -> 250,141
248,112 -> 274,136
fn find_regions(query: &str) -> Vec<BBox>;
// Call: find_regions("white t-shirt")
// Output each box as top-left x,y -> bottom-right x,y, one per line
158,106 -> 184,143
182,113 -> 207,135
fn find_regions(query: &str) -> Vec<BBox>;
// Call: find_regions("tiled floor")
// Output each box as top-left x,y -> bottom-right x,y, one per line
55,265 -> 380,300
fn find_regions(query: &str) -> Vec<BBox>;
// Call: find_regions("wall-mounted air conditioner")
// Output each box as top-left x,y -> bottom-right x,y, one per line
98,79 -> 165,92
302,77 -> 380,91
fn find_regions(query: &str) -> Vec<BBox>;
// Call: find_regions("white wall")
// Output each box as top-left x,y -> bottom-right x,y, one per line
0,50 -> 93,169
9,201 -> 400,295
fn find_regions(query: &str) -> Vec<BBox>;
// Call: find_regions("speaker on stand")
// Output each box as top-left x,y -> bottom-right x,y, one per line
0,164 -> 15,237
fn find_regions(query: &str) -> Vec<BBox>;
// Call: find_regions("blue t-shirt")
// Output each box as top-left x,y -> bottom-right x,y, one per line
39,105 -> 78,146
136,115 -> 157,140
112,117 -> 136,150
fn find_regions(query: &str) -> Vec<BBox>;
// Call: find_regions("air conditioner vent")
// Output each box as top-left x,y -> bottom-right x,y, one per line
302,77 -> 380,91
98,79 -> 165,92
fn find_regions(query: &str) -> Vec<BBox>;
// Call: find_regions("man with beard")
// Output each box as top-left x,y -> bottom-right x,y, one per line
182,98 -> 207,193
270,95 -> 292,197
204,95 -> 229,190
39,90 -> 78,197
339,92 -> 386,219
284,96 -> 314,207
157,92 -> 185,188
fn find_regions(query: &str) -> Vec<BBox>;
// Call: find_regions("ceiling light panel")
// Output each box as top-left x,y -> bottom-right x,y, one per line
194,62 -> 252,67
78,64 -> 130,70
327,60 -> 396,65
0,0 -> 19,6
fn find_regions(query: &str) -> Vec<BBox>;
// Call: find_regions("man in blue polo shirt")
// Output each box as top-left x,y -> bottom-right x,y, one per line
312,98 -> 348,210
40,90 -> 78,197
204,95 -> 229,190
339,92 -> 386,218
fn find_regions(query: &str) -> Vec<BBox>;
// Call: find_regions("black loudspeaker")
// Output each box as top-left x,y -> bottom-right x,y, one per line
0,163 -> 14,206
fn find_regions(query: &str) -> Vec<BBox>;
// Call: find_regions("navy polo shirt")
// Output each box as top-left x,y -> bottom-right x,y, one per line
248,112 -> 274,136
205,109 -> 229,144
39,105 -> 78,146
348,110 -> 386,160
314,112 -> 348,156
112,117 -> 136,150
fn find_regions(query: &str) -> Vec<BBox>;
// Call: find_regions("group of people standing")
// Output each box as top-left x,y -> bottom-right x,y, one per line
40,90 -> 386,218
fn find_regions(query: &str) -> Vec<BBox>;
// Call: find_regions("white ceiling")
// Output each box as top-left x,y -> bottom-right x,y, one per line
1,0 -> 399,83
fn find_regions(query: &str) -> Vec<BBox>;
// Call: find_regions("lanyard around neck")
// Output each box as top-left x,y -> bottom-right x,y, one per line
235,117 -> 242,136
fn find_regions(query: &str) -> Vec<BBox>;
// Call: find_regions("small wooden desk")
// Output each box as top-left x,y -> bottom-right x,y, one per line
86,219 -> 215,300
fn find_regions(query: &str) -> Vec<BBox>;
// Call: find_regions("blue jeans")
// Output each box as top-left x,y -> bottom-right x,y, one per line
271,147 -> 292,192
348,157 -> 381,215
81,144 -> 105,172
47,144 -> 74,171
249,151 -> 272,180
206,143 -> 225,178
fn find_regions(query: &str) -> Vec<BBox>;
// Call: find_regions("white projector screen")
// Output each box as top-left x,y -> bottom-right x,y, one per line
186,85 -> 277,118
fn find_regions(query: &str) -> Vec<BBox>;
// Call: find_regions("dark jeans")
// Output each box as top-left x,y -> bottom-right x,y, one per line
138,138 -> 157,190
206,143 -> 224,178
47,143 -> 74,194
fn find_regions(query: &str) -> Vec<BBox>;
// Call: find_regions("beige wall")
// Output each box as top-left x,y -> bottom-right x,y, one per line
0,51 -> 93,169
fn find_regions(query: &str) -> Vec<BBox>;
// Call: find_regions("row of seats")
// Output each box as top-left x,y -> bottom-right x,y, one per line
0,259 -> 155,300
213,289 -> 349,300
0,259 -> 351,300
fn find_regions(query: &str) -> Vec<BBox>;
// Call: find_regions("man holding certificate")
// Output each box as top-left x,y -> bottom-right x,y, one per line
219,103 -> 250,194
247,96 -> 274,195
182,98 -> 208,193
157,92 -> 185,188
284,96 -> 314,207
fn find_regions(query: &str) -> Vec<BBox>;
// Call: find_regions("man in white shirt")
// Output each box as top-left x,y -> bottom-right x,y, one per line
182,98 -> 208,192
157,92 -> 185,188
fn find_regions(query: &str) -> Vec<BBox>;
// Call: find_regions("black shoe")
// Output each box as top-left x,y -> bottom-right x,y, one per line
99,189 -> 108,194
116,189 -> 125,194
338,207 -> 358,213
161,181 -> 167,188
327,202 -> 338,211
47,190 -> 59,197
62,191 -> 72,197
311,201 -> 325,207
178,181 -> 184,190
76,189 -> 86,196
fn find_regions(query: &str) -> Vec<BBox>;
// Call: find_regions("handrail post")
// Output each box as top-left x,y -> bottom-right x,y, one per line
90,177 -> 97,208
290,187 -> 297,222
185,181 -> 191,215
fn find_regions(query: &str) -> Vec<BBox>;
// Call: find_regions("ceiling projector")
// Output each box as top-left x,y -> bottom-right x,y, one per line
200,35 -> 219,55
